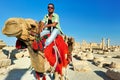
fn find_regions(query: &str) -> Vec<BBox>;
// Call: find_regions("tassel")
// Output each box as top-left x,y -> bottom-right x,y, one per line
36,72 -> 40,80
32,40 -> 38,51
42,75 -> 46,80
39,41 -> 44,51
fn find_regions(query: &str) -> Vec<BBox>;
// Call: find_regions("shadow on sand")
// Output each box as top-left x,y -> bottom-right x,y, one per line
4,68 -> 35,80
94,71 -> 111,80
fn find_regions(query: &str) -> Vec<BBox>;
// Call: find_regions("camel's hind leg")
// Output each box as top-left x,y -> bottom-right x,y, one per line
54,72 -> 60,80
61,67 -> 69,80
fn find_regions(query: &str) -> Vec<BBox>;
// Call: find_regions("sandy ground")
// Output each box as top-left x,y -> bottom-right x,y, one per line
1,52 -> 120,80
0,52 -> 120,80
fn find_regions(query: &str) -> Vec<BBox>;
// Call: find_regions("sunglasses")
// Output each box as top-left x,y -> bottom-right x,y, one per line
48,7 -> 54,9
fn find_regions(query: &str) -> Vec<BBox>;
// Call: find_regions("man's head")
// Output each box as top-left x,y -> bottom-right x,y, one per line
48,3 -> 54,14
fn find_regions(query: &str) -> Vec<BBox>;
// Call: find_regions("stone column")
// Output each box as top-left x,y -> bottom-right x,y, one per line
102,38 -> 105,50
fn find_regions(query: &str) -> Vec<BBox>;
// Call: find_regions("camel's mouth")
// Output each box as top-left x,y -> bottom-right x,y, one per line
2,18 -> 24,37
2,22 -> 22,36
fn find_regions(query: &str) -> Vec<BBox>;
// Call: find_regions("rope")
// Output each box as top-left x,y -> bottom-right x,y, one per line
51,45 -> 58,73
54,40 -> 61,59
44,39 -> 61,79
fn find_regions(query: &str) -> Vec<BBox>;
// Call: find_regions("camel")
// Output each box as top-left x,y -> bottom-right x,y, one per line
2,18 -> 74,80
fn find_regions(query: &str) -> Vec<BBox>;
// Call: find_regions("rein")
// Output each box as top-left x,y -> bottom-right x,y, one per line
18,29 -> 45,58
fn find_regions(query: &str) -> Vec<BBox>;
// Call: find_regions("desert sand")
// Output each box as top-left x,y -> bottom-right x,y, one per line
1,49 -> 117,80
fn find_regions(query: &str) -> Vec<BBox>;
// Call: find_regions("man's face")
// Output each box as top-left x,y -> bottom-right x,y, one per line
48,5 -> 54,13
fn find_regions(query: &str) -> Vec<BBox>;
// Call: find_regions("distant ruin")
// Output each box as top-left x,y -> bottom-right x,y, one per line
1,37 -> 120,54
74,38 -> 120,53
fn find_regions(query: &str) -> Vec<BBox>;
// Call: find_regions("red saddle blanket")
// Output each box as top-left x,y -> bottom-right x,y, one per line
43,34 -> 69,75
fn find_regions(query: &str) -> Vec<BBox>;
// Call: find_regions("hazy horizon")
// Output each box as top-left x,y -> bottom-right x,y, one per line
0,0 -> 120,46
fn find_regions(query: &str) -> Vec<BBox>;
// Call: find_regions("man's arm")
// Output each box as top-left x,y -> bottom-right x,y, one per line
44,22 -> 58,28
45,14 -> 59,28
38,21 -> 44,33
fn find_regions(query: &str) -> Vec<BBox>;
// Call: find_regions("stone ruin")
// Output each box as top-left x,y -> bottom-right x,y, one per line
0,40 -> 6,49
0,40 -> 11,68
0,39 -> 30,74
70,38 -> 120,80
0,40 -> 11,74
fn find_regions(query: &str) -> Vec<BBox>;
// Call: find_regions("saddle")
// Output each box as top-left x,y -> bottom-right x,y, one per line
33,34 -> 69,74
32,34 -> 50,52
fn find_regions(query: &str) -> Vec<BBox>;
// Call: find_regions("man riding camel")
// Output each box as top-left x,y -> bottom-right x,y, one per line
40,3 -> 63,49
38,3 -> 70,79
2,3 -> 71,80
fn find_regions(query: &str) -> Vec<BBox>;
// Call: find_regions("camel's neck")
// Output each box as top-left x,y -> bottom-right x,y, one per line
24,41 -> 45,58
24,41 -> 35,53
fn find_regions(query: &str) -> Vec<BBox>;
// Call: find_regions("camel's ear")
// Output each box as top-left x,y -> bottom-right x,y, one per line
25,19 -> 38,30
22,19 -> 38,40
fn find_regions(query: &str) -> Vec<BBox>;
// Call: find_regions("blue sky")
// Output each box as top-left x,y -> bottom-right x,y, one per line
0,0 -> 120,46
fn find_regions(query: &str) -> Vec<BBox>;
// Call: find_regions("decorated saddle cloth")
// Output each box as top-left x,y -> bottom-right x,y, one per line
16,39 -> 27,49
32,34 -> 69,75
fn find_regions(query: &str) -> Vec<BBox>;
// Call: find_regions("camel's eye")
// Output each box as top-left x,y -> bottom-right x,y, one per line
31,24 -> 36,29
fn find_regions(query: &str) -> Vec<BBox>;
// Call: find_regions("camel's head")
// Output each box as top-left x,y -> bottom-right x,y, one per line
2,18 -> 38,41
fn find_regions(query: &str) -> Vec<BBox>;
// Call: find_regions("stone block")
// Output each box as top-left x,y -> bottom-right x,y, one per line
0,59 -> 11,68
110,62 -> 120,69
0,50 -> 8,60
